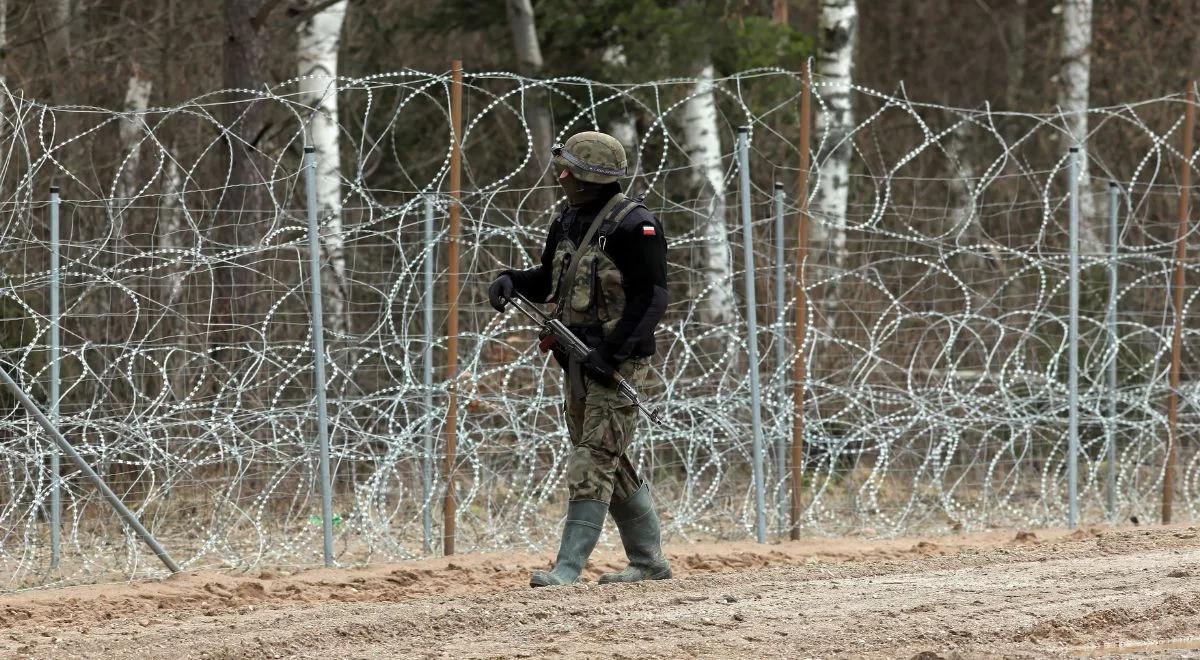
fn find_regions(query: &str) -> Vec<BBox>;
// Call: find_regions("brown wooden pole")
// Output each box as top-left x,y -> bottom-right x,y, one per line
790,66 -> 812,540
443,60 -> 463,555
772,0 -> 789,25
1164,82 -> 1195,524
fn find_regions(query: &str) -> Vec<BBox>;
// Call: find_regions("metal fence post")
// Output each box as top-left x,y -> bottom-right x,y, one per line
48,185 -> 61,569
1106,182 -> 1119,521
772,181 -> 787,530
1066,147 -> 1081,529
303,146 -> 336,567
0,365 -> 180,573
443,59 -> 464,556
737,126 -> 767,543
422,193 -> 435,554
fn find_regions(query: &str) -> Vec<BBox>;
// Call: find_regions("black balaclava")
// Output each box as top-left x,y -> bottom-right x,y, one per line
559,169 -> 609,207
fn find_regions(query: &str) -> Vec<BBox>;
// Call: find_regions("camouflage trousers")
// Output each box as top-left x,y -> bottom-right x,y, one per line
564,357 -> 649,504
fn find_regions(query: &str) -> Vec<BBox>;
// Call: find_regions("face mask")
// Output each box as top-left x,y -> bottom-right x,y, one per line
559,169 -> 603,206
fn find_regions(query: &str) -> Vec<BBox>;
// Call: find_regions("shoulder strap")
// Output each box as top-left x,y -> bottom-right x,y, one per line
559,193 -> 626,304
598,197 -> 645,239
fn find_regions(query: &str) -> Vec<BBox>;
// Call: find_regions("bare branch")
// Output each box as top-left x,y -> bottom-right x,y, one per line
250,0 -> 288,31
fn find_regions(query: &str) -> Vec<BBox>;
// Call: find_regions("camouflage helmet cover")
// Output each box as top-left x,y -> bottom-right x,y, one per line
552,131 -> 627,184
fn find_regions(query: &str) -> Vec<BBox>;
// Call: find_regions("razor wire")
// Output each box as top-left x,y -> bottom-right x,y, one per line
0,67 -> 1197,588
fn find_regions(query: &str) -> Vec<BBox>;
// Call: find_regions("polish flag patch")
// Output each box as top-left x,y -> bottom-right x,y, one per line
642,224 -> 656,236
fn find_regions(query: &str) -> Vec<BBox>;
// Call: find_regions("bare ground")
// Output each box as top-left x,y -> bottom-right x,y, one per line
4,526 -> 1200,658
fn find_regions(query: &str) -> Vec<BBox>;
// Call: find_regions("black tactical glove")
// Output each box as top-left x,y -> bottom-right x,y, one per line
488,273 -> 514,312
582,347 -> 617,386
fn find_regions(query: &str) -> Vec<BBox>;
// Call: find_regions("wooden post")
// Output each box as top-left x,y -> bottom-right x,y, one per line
1164,82 -> 1195,524
443,60 -> 463,555
772,0 -> 789,24
790,66 -> 812,540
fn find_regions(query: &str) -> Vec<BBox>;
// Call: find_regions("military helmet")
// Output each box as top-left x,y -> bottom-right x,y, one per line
552,131 -> 627,184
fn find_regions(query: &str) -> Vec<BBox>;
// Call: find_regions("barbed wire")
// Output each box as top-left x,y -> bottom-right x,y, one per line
0,67 -> 1197,589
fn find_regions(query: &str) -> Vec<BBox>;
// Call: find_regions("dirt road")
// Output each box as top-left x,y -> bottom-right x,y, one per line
4,526 -> 1200,658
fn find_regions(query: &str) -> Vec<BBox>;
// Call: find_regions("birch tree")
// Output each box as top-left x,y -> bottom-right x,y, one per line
117,66 -> 152,203
603,45 -> 639,180
682,62 -> 734,325
814,0 -> 857,281
297,0 -> 351,338
46,0 -> 71,68
1059,0 -> 1101,252
505,0 -> 556,204
0,0 -> 7,83
111,65 -> 153,248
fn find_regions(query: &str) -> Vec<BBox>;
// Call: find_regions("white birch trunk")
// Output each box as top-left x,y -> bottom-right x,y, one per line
160,158 -> 188,399
0,0 -> 7,120
505,0 -> 555,200
118,68 -> 152,203
946,124 -> 976,239
506,0 -> 542,72
814,0 -> 857,333
297,0 -> 350,338
682,63 -> 734,325
945,123 -> 1002,267
106,67 -> 153,250
0,0 -> 7,82
1059,0 -> 1101,252
160,159 -> 185,302
814,0 -> 857,278
603,45 -> 639,180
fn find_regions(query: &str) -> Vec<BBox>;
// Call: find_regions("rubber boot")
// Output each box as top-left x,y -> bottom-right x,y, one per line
598,483 -> 672,584
530,499 -> 608,587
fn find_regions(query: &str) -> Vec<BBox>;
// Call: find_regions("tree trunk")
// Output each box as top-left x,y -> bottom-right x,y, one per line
1059,0 -> 1102,252
218,0 -> 271,361
47,0 -> 71,68
505,0 -> 555,205
117,66 -> 152,205
945,121 -> 1003,266
1004,0 -> 1027,109
682,62 -> 734,326
159,157 -> 189,400
814,0 -> 857,327
0,0 -> 7,82
297,0 -> 351,340
603,45 -> 639,181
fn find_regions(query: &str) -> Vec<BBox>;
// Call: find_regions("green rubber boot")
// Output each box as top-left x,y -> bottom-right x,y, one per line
598,483 -> 672,584
530,499 -> 608,587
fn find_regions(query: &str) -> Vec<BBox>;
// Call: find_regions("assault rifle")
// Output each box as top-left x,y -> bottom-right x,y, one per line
503,291 -> 664,427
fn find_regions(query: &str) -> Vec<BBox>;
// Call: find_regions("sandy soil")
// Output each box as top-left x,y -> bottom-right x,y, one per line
3,526 -> 1200,658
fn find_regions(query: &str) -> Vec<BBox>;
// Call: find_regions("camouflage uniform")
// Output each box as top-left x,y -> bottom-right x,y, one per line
489,131 -> 671,587
564,356 -> 650,504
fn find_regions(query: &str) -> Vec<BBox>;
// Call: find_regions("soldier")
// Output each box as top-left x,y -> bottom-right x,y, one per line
488,131 -> 671,587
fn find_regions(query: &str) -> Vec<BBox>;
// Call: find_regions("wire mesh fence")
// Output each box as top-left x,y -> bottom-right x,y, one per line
0,67 -> 1197,588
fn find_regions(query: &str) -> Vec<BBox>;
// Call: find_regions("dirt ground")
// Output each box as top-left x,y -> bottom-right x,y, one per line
3,526 -> 1200,658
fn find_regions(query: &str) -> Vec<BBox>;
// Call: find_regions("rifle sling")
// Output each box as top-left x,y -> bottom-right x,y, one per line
559,193 -> 627,399
558,192 -> 626,310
